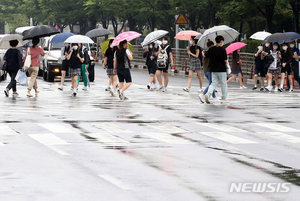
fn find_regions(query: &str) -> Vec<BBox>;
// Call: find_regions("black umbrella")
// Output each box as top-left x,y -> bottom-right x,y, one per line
263,33 -> 293,43
23,25 -> 60,40
85,28 -> 112,38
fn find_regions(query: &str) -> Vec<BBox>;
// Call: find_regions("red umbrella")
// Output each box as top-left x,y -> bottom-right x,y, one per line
174,30 -> 201,41
226,42 -> 247,54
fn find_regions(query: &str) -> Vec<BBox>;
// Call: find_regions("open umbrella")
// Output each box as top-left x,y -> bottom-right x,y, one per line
250,31 -> 271,40
141,30 -> 168,46
278,32 -> 300,43
100,37 -> 133,54
64,35 -> 94,44
50,32 -> 75,44
112,31 -> 141,47
0,34 -> 29,49
263,33 -> 293,43
23,25 -> 60,40
197,25 -> 240,49
174,30 -> 201,41
85,28 -> 112,38
225,42 -> 247,54
15,26 -> 35,34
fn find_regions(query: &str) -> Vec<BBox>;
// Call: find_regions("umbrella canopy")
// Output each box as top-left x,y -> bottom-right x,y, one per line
249,31 -> 271,40
174,30 -> 201,41
112,31 -> 141,47
141,30 -> 168,46
263,33 -> 293,43
0,34 -> 29,49
64,35 -> 94,44
278,32 -> 300,43
23,25 -> 60,40
15,26 -> 35,34
225,42 -> 247,55
100,37 -> 133,54
85,28 -> 112,38
197,25 -> 240,49
50,32 -> 75,44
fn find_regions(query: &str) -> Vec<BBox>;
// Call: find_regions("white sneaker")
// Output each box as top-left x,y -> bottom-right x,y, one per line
274,86 -> 278,92
204,94 -> 210,104
289,88 -> 294,92
220,99 -> 230,104
109,89 -> 114,96
240,85 -> 247,89
58,85 -> 63,90
162,87 -> 167,92
212,97 -> 220,104
198,88 -> 203,93
183,87 -> 189,92
265,86 -> 272,91
152,84 -> 157,89
198,94 -> 205,103
72,89 -> 77,97
82,86 -> 87,90
147,84 -> 151,90
105,86 -> 111,91
156,85 -> 163,91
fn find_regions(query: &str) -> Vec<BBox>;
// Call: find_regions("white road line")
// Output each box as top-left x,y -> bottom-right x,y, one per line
259,132 -> 300,143
99,175 -> 131,190
199,132 -> 257,144
0,141 -> 4,146
148,123 -> 189,134
0,124 -> 18,135
38,123 -> 74,133
86,133 -> 129,144
197,123 -> 247,132
48,146 -> 69,155
253,123 -> 300,132
93,123 -> 132,133
28,133 -> 69,146
143,132 -> 193,144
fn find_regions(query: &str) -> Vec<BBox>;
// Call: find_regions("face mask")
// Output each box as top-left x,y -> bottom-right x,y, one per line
265,43 -> 269,47
258,46 -> 263,50
73,46 -> 78,50
282,46 -> 287,51
149,45 -> 153,49
189,40 -> 193,45
273,46 -> 278,50
290,44 -> 295,48
162,40 -> 168,45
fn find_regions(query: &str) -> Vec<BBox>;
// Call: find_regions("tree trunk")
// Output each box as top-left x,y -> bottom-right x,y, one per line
290,1 -> 300,33
238,21 -> 244,41
247,21 -> 254,34
127,15 -> 136,31
188,14 -> 196,30
264,3 -> 275,32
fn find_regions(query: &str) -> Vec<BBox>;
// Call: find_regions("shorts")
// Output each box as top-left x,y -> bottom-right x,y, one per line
148,64 -> 157,74
254,66 -> 265,77
232,70 -> 241,75
117,68 -> 132,83
189,58 -> 201,71
61,60 -> 69,71
70,68 -> 81,77
268,68 -> 280,74
106,68 -> 116,76
281,65 -> 292,75
157,65 -> 169,73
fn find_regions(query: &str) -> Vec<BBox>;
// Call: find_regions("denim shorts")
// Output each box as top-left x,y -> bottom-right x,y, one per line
232,70 -> 241,75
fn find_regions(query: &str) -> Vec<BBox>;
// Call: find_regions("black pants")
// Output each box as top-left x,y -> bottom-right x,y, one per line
7,72 -> 17,92
287,60 -> 300,87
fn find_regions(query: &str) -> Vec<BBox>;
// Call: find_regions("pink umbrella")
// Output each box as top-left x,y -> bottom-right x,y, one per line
226,42 -> 247,54
174,30 -> 201,41
112,31 -> 141,46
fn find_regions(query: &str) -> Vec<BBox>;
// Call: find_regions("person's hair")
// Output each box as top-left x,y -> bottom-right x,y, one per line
148,42 -> 154,49
273,42 -> 280,51
215,35 -> 224,44
191,36 -> 198,44
32,37 -> 39,48
108,39 -> 114,50
161,37 -> 168,41
290,40 -> 296,44
257,43 -> 262,46
207,39 -> 214,47
119,40 -> 127,50
282,42 -> 288,47
72,43 -> 78,46
9,40 -> 18,47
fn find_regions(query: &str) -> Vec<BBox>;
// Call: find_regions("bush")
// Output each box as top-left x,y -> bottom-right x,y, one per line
240,39 -> 262,53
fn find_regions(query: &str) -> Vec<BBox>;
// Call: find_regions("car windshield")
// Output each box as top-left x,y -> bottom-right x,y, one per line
50,42 -> 64,50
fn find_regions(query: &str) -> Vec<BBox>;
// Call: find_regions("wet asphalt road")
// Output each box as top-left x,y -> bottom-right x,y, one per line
0,64 -> 300,201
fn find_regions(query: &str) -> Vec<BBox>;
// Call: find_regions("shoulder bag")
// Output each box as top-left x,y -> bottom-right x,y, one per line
24,47 -> 31,71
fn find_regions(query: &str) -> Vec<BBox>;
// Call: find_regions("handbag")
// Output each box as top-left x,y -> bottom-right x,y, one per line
2,62 -> 7,71
226,61 -> 231,74
24,47 -> 31,71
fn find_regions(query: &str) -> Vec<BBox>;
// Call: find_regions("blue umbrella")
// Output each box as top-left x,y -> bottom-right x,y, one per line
50,32 -> 75,44
278,32 -> 300,43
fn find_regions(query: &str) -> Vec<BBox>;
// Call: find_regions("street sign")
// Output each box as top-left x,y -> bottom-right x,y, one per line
175,14 -> 189,25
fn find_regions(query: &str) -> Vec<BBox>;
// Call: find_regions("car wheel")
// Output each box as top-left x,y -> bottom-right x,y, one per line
47,69 -> 54,82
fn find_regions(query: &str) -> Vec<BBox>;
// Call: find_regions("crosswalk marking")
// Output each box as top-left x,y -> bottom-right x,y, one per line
99,174 -> 131,190
85,133 -> 129,144
0,124 -> 18,135
253,123 -> 300,132
148,123 -> 189,134
28,133 -> 69,146
93,123 -> 133,133
199,132 -> 257,144
259,132 -> 300,143
143,132 -> 193,144
38,123 -> 74,133
0,141 -> 4,146
197,123 -> 247,132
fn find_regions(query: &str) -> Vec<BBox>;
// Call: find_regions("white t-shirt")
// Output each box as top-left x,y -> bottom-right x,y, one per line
114,49 -> 131,58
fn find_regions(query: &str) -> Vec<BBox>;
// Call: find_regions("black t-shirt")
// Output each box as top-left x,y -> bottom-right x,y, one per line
204,46 -> 227,72
4,49 -> 22,73
254,51 -> 263,69
190,45 -> 200,58
69,50 -> 83,69
105,49 -> 114,69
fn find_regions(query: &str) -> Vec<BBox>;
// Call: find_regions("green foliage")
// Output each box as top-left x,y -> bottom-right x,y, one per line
240,40 -> 262,53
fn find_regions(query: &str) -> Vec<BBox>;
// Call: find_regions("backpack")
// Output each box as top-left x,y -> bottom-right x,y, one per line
157,45 -> 169,68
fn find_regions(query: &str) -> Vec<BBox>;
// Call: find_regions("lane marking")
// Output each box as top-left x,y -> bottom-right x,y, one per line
99,174 -> 131,190
48,146 -> 69,155
148,123 -> 189,134
86,133 -> 129,144
253,123 -> 300,132
197,123 -> 247,132
200,132 -> 257,144
259,132 -> 300,143
143,132 -> 193,144
28,133 -> 69,146
93,123 -> 132,133
38,123 -> 74,133
0,124 -> 18,135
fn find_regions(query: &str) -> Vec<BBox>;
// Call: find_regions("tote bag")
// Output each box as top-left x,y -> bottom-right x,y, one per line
24,48 -> 31,71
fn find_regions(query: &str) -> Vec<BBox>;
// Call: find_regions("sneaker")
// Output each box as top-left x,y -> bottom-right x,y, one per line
220,99 -> 230,104
212,98 -> 220,104
278,88 -> 283,92
265,86 -> 272,91
260,87 -> 265,91
152,84 -> 157,89
252,87 -> 257,90
119,91 -> 123,100
198,94 -> 205,103
123,96 -> 128,100
183,87 -> 189,92
12,92 -> 19,97
58,85 -> 63,90
274,86 -> 278,92
109,89 -> 114,96
105,86 -> 111,91
289,88 -> 293,92
240,85 -> 247,89
147,84 -> 151,90
162,87 -> 167,92
204,94 -> 210,104
82,86 -> 87,90
70,86 -> 73,91
4,88 -> 9,97
285,87 -> 290,91
116,83 -> 119,89
156,85 -> 163,91
198,88 -> 203,93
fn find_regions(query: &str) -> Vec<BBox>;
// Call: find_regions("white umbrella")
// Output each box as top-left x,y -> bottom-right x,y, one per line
64,35 -> 94,44
250,31 -> 271,41
197,25 -> 240,49
0,34 -> 29,49
15,26 -> 35,34
141,30 -> 168,47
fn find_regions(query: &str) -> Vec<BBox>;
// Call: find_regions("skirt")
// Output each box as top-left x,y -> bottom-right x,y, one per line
268,67 -> 280,74
106,68 -> 116,76
70,68 -> 81,77
189,57 -> 201,71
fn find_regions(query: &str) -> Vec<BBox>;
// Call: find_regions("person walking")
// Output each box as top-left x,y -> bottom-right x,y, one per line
199,40 -> 217,103
265,42 -> 281,92
262,42 -> 273,81
67,43 -> 84,97
114,40 -> 132,100
183,36 -> 203,92
279,43 -> 293,92
226,50 -> 247,89
252,43 -> 265,91
103,39 -> 118,96
22,37 -> 45,97
3,40 -> 23,97
77,44 -> 90,90
143,42 -> 157,90
204,35 -> 228,104
58,43 -> 70,90
289,40 -> 300,89
156,37 -> 174,92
